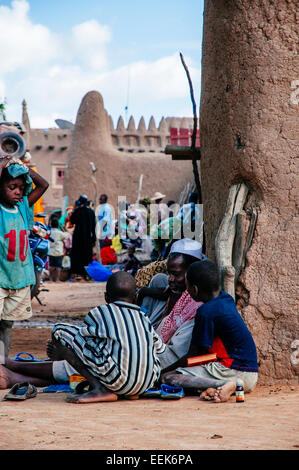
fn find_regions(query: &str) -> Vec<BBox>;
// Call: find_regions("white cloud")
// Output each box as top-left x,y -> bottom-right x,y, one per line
1,0 -> 201,128
0,0 -> 58,73
97,55 -> 201,123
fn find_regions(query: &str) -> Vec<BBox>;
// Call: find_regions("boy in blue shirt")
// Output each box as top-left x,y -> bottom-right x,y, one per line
0,155 -> 48,364
162,260 -> 258,402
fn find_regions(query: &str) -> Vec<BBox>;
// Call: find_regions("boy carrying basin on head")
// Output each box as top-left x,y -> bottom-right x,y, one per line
0,156 -> 48,364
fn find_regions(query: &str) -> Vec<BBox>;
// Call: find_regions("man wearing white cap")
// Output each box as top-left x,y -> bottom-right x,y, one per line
169,239 -> 205,259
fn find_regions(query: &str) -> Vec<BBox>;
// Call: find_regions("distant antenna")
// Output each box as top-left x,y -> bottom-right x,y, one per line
124,66 -> 130,126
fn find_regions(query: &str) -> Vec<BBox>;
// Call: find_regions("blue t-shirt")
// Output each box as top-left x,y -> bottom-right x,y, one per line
191,291 -> 258,372
0,196 -> 35,289
97,203 -> 113,239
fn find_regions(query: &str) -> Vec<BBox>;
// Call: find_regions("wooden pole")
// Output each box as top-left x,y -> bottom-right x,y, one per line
165,145 -> 201,160
90,162 -> 101,262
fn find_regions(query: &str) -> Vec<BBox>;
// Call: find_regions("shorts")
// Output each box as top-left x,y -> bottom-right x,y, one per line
176,361 -> 258,393
52,360 -> 78,384
0,286 -> 32,321
49,255 -> 63,268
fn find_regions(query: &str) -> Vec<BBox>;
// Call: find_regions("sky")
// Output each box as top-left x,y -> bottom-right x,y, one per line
0,0 -> 204,129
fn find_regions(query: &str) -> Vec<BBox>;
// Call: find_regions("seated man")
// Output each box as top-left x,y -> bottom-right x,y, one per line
0,272 -> 165,403
137,238 -> 205,371
162,260 -> 259,402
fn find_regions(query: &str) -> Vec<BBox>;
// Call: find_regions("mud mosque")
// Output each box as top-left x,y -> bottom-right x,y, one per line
21,96 -> 198,213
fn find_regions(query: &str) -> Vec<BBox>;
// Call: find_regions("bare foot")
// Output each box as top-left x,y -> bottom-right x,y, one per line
66,388 -> 118,404
0,365 -> 10,389
46,338 -> 64,361
213,381 -> 236,403
122,395 -> 140,400
199,387 -> 217,401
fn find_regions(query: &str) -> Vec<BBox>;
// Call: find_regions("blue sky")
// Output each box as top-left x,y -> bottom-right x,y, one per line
0,0 -> 204,128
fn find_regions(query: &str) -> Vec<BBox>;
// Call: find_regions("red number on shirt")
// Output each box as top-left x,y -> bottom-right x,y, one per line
19,229 -> 28,262
4,229 -> 28,262
4,229 -> 16,261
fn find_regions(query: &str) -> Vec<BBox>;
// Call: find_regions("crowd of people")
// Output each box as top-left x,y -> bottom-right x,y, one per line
0,155 -> 259,405
44,189 -> 204,283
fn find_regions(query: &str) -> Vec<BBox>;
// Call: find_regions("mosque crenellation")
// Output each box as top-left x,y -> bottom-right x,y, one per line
110,114 -> 195,152
28,112 -> 196,154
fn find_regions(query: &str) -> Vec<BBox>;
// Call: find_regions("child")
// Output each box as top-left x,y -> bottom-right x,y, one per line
162,260 -> 258,402
123,244 -> 142,276
0,156 -> 48,363
49,218 -> 70,282
100,237 -> 117,265
47,271 -> 165,403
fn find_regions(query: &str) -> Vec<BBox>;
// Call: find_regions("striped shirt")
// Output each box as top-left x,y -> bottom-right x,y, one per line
52,301 -> 165,396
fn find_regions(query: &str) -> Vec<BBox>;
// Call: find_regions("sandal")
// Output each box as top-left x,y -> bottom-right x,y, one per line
3,382 -> 38,401
11,352 -> 42,362
142,384 -> 185,399
142,387 -> 162,398
41,384 -> 73,393
160,384 -> 185,399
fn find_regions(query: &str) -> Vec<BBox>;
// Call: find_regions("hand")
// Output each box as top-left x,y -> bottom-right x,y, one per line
0,155 -> 12,168
160,286 -> 171,300
136,287 -> 148,305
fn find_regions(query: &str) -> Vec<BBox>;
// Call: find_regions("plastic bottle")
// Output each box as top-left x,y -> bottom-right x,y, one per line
235,379 -> 245,403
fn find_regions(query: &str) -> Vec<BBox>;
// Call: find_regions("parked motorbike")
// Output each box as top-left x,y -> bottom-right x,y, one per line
29,214 -> 53,305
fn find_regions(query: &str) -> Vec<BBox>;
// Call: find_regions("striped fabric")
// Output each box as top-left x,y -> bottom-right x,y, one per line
52,301 -> 165,396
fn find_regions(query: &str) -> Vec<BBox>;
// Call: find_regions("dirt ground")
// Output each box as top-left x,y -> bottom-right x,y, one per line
0,280 -> 298,451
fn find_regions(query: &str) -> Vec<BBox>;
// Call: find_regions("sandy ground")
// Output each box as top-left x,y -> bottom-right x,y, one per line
0,280 -> 298,451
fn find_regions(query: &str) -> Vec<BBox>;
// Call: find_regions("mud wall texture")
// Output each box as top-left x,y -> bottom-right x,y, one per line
63,90 -> 194,212
200,1 -> 298,383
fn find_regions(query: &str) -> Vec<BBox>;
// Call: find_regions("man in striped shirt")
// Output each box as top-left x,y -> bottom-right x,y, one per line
48,271 -> 165,403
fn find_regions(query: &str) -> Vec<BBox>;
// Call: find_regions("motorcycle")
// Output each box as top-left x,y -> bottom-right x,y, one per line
29,214 -> 53,305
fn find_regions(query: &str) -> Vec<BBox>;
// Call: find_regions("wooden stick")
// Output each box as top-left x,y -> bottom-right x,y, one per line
179,52 -> 202,203
233,210 -> 250,284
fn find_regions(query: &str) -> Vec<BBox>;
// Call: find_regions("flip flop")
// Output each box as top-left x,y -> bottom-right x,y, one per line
41,384 -> 73,393
3,382 -> 38,401
142,387 -> 162,398
160,384 -> 185,399
10,352 -> 42,362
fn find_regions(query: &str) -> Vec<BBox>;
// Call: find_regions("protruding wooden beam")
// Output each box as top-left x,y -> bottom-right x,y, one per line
165,145 -> 201,160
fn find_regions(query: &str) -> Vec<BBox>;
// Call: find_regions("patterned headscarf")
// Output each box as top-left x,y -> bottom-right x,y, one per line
5,158 -> 33,195
158,290 -> 202,344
